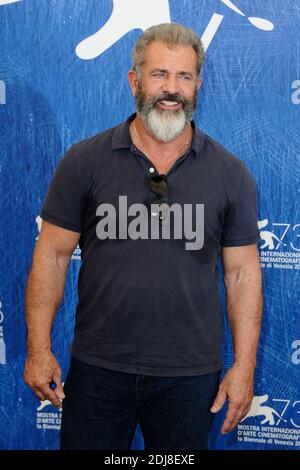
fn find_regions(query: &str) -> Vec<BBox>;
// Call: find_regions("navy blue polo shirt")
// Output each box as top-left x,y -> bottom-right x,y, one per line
41,113 -> 260,377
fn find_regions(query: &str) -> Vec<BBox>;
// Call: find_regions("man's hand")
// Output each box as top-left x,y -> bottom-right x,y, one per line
210,364 -> 254,434
24,221 -> 79,408
24,350 -> 65,408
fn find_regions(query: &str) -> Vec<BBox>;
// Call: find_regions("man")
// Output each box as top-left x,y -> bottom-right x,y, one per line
24,23 -> 263,450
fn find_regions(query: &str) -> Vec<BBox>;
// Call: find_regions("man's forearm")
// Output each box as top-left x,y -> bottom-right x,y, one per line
211,259 -> 263,432
26,244 -> 70,352
225,267 -> 263,370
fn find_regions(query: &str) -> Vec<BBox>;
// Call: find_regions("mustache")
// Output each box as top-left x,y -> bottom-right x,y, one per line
153,92 -> 186,106
135,85 -> 198,118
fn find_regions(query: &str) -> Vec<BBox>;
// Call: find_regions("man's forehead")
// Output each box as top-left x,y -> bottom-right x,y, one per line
143,40 -> 197,66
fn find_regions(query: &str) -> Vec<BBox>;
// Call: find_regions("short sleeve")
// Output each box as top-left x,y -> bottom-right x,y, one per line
221,162 -> 260,247
40,146 -> 85,232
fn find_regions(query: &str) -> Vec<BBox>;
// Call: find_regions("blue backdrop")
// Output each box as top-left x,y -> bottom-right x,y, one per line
0,0 -> 299,450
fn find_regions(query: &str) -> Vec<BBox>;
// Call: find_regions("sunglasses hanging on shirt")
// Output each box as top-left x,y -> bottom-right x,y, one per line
148,174 -> 169,225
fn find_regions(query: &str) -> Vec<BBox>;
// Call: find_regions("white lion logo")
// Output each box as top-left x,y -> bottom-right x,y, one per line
37,399 -> 62,412
241,395 -> 286,425
258,219 -> 287,250
37,383 -> 65,412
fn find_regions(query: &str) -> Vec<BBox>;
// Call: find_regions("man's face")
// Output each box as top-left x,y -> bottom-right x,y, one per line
128,40 -> 202,142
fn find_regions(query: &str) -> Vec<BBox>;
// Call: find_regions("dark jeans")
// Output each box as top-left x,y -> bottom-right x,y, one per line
60,357 -> 220,450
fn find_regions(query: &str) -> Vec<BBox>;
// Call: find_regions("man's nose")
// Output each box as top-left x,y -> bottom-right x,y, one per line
161,74 -> 180,95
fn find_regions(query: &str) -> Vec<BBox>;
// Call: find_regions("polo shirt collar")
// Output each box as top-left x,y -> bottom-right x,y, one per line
111,112 -> 205,155
111,113 -> 135,150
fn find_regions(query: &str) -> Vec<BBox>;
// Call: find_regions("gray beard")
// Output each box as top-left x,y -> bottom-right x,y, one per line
144,108 -> 187,142
135,87 -> 197,143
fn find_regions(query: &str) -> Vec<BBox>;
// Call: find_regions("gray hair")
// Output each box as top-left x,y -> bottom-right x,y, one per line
132,23 -> 205,78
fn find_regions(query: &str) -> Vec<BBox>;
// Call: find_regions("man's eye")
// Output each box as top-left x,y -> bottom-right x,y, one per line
153,73 -> 165,78
179,75 -> 192,81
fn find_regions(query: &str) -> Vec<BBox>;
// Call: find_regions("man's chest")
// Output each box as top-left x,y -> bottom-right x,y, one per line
82,153 -> 229,249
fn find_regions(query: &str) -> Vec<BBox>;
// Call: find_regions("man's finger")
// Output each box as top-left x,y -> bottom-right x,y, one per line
35,392 -> 46,401
210,388 -> 227,413
221,403 -> 244,434
221,413 -> 242,434
37,385 -> 63,408
52,369 -> 65,400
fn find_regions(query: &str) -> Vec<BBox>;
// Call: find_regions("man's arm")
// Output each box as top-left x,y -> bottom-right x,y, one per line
210,243 -> 263,434
23,220 -> 80,407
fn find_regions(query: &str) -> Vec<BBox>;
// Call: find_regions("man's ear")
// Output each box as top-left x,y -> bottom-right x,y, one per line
128,70 -> 139,96
196,77 -> 202,91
